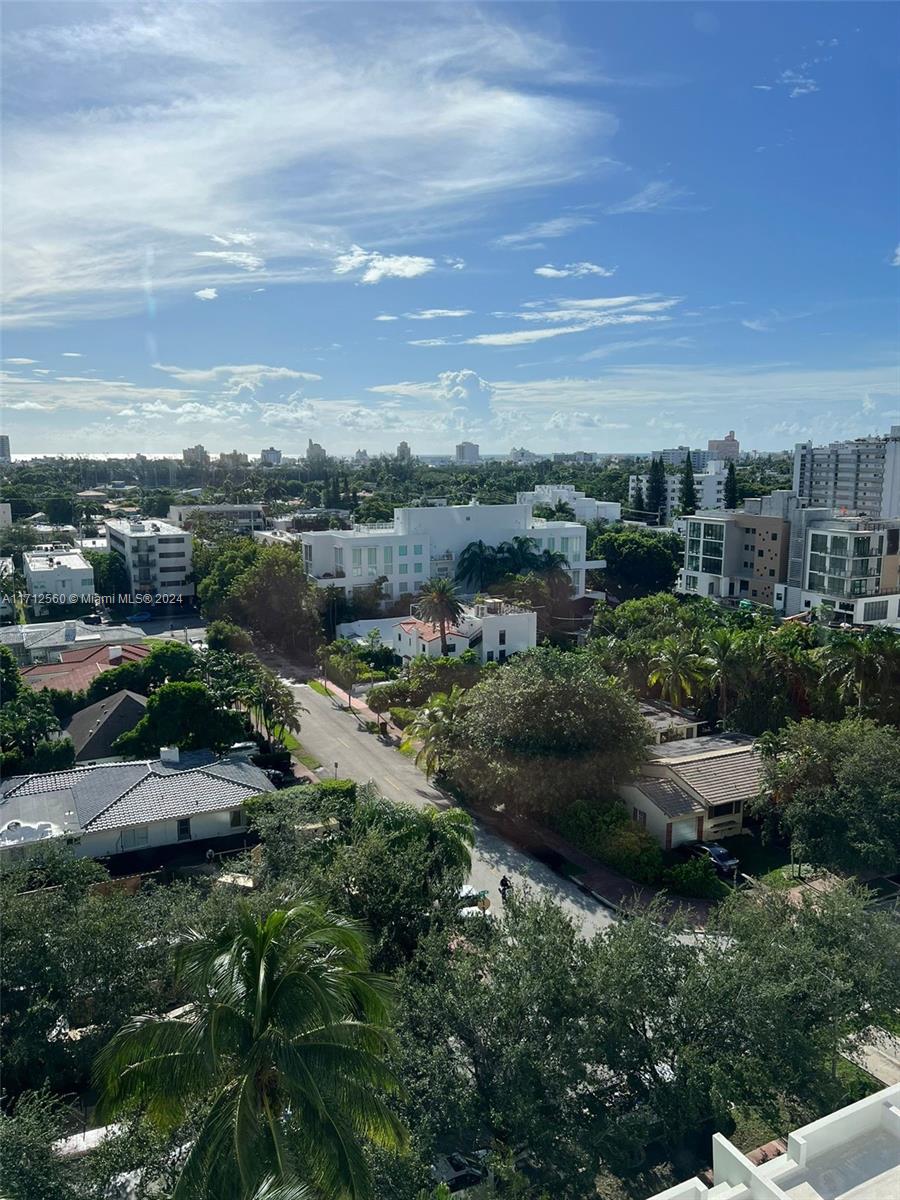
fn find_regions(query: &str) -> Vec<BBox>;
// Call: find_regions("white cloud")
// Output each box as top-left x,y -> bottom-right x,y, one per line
4,357 -> 37,364
534,262 -> 616,278
61,351 -> 82,357
194,287 -> 218,301
153,362 -> 320,395
494,216 -> 592,248
3,5 -> 609,324
605,181 -> 691,214
444,257 -> 466,271
779,69 -> 818,98
333,245 -> 436,285
374,314 -> 398,321
741,318 -> 771,332
892,244 -> 900,268
405,309 -> 472,320
194,250 -> 265,271
408,338 -> 453,347
463,294 -> 680,346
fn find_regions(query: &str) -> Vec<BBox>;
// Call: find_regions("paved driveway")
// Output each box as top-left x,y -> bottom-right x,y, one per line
290,683 -> 616,935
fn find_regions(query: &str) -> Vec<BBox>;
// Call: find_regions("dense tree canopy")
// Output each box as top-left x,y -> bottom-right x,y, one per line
113,680 -> 247,756
589,526 -> 683,600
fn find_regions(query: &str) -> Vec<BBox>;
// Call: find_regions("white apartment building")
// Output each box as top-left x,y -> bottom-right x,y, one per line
629,461 -> 729,522
515,484 -> 621,524
167,503 -> 265,534
23,547 -> 95,616
182,444 -> 210,466
339,598 -> 537,666
259,447 -> 282,466
455,441 -> 480,465
106,518 -> 194,601
301,502 -> 602,602
0,435 -> 10,463
793,425 -> 900,519
647,1082 -> 900,1200
786,514 -> 900,627
652,445 -> 711,469
1,556 -> 16,620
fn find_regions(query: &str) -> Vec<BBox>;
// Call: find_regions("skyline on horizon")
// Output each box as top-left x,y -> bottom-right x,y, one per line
2,2 -> 898,457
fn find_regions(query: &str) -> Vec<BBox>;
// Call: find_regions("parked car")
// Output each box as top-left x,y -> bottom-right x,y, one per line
129,610 -> 156,622
82,613 -> 102,625
681,841 -> 739,876
432,1151 -> 488,1194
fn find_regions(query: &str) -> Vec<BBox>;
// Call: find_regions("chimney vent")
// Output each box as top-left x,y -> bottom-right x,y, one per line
159,746 -> 180,765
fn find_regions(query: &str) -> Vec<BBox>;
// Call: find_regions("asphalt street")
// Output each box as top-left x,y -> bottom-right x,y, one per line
289,682 -> 616,935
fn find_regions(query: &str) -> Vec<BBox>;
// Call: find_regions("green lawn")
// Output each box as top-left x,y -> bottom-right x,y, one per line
307,679 -> 331,698
717,836 -> 815,889
279,731 -> 322,771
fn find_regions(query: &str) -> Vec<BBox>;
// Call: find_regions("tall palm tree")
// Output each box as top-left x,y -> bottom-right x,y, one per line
94,902 -> 405,1200
454,540 -> 498,592
647,636 -> 710,709
704,626 -> 743,723
536,548 -> 572,601
496,535 -> 540,576
401,685 -> 465,778
819,632 -> 894,715
416,578 -> 464,656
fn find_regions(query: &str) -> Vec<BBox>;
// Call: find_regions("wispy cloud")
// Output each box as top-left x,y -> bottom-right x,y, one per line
405,308 -> 472,320
741,318 -> 772,332
891,244 -> 900,268
3,6 -> 607,324
534,262 -> 616,278
494,216 -> 592,248
605,180 -> 691,214
374,314 -> 398,321
194,287 -> 218,301
333,245 -> 436,285
462,294 -> 681,347
4,357 -> 38,365
62,351 -> 82,358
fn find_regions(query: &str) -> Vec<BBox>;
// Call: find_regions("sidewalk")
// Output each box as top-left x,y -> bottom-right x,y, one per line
313,677 -> 407,741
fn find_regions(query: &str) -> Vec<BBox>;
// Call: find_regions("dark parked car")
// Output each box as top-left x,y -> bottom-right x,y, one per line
82,613 -> 102,625
681,841 -> 739,876
129,610 -> 157,622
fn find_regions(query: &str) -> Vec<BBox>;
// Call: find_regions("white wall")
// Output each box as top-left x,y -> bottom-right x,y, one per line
78,807 -> 247,859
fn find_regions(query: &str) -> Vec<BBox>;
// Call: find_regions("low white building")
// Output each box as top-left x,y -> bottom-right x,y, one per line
0,556 -> 15,620
629,461 -> 729,522
167,503 -> 265,534
515,484 -> 621,524
338,598 -> 538,666
23,547 -> 95,615
0,749 -> 273,861
646,1082 -> 900,1200
301,502 -> 602,602
107,518 -> 194,603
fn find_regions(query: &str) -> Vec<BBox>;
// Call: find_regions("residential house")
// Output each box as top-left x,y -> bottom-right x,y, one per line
0,749 -> 273,861
22,642 -> 151,691
620,734 -> 762,849
0,620 -> 146,667
62,690 -> 149,762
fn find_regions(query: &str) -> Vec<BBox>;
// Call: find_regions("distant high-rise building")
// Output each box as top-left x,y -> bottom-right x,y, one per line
396,440 -> 412,461
260,447 -> 282,466
455,441 -> 480,465
219,450 -> 249,468
629,460 -> 730,522
182,444 -> 209,466
353,449 -> 370,466
793,426 -> 900,519
0,435 -> 12,463
652,445 -> 711,470
707,430 -> 740,462
306,439 -> 327,466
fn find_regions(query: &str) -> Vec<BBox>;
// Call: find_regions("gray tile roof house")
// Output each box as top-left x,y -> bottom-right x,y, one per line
62,690 -> 148,762
0,752 -> 274,856
0,620 -> 146,664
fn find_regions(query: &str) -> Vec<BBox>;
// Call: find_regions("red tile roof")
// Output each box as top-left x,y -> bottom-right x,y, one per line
398,618 -> 462,644
22,643 -> 151,694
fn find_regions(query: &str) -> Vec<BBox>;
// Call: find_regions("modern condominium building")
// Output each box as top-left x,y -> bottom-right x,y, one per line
792,425 -> 900,519
300,502 -> 602,602
455,441 -> 480,465
706,429 -> 740,462
677,494 -> 791,607
651,445 -> 711,469
167,503 -> 265,534
106,518 -> 194,601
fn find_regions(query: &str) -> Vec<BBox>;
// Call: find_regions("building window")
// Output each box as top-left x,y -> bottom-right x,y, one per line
445,643 -> 456,654
413,543 -> 423,556
399,545 -> 408,556
177,818 -> 191,842
863,599 -> 889,622
499,629 -> 506,646
414,563 -> 422,574
684,574 -> 698,590
486,650 -> 494,662
229,809 -> 244,828
352,548 -> 362,567
120,825 -> 149,850
399,563 -> 408,575
367,548 -> 377,567
382,547 -> 392,569
334,548 -> 343,568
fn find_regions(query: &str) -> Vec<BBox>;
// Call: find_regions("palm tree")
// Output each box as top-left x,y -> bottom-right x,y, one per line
704,626 -> 743,723
95,902 -> 405,1200
819,631 -> 895,715
454,540 -> 498,592
647,636 -> 710,709
536,548 -> 572,602
419,805 -> 475,875
496,535 -> 540,576
416,578 -> 464,656
401,685 -> 465,778
550,499 -> 576,521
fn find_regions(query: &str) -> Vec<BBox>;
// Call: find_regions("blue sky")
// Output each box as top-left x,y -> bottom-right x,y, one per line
2,2 -> 898,457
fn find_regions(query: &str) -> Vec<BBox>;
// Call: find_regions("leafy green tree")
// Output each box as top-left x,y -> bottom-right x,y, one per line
113,680 -> 246,756
455,540 -> 499,591
644,457 -> 667,522
647,635 -> 710,708
402,686 -> 466,778
589,526 -> 682,600
226,544 -> 324,657
95,901 -> 406,1200
354,495 -> 395,523
724,460 -> 739,509
630,480 -> 645,515
84,549 -> 130,599
445,647 -> 649,818
45,495 -> 75,525
818,629 -> 899,717
678,453 -> 697,515
755,717 -> 900,874
0,643 -> 22,702
416,579 -> 464,656
206,618 -> 254,653
0,1089 -> 76,1200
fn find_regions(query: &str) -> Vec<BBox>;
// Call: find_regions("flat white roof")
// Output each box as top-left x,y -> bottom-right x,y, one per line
106,518 -> 186,538
24,549 -> 92,572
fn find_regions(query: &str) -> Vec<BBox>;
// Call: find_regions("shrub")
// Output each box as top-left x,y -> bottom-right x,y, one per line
663,857 -> 719,899
205,619 -> 252,654
555,797 -> 663,884
389,706 -> 417,730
